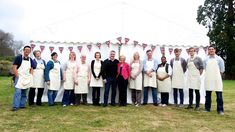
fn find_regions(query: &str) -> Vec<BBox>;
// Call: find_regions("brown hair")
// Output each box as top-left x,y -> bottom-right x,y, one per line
94,52 -> 101,58
33,50 -> 41,57
69,51 -> 76,60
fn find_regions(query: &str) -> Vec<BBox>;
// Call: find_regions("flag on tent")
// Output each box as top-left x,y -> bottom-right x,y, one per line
87,44 -> 92,51
40,45 -> 45,52
133,41 -> 139,47
59,47 -> 64,53
142,43 -> 147,50
68,47 -> 73,52
31,44 -> 36,51
77,46 -> 83,53
106,40 -> 111,48
49,46 -> 54,53
124,38 -> 129,44
97,43 -> 101,49
169,48 -> 173,55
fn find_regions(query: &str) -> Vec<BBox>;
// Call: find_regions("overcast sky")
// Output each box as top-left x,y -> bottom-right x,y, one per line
0,0 -> 208,46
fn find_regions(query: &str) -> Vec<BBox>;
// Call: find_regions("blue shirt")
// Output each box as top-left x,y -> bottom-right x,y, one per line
44,60 -> 63,82
143,58 -> 158,72
204,55 -> 225,73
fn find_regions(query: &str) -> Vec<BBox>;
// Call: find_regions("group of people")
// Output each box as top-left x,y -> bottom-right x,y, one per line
11,45 -> 225,115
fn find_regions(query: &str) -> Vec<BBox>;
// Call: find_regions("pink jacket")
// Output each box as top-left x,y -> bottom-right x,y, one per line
117,62 -> 130,80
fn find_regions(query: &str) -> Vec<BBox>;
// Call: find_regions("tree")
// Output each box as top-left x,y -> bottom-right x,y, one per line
0,29 -> 15,56
197,0 -> 235,79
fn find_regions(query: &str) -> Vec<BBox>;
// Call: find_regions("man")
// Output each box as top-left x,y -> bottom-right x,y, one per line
186,47 -> 204,110
143,50 -> 158,106
204,45 -> 225,115
170,48 -> 187,107
102,50 -> 119,107
12,46 -> 35,111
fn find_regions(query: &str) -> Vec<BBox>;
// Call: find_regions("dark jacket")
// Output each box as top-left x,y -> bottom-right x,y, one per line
91,60 -> 104,79
170,58 -> 187,73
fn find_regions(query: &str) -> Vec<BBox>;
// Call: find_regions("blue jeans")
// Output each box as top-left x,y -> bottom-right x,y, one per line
48,90 -> 58,106
173,88 -> 184,104
104,77 -> 117,105
62,90 -> 75,105
205,91 -> 224,112
12,77 -> 28,109
143,87 -> 158,104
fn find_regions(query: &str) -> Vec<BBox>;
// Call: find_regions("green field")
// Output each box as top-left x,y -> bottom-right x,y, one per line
0,76 -> 235,131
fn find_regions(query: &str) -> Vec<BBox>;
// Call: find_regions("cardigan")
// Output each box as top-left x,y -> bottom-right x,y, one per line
91,60 -> 104,78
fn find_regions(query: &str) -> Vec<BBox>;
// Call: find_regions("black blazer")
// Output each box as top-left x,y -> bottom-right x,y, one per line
91,60 -> 104,79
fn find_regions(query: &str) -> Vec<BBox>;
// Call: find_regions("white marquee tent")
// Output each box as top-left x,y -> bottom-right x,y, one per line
29,40 -> 208,105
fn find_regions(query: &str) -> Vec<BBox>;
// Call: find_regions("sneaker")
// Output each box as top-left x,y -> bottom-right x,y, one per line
159,104 -> 163,107
63,104 -> 67,107
178,104 -> 184,108
70,103 -> 74,106
186,105 -> 193,109
135,104 -> 140,107
11,108 -> 18,112
162,104 -> 167,107
218,111 -> 224,115
142,103 -> 147,105
194,107 -> 200,111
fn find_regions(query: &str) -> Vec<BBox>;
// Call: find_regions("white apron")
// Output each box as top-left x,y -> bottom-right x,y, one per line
129,62 -> 142,90
204,59 -> 223,91
32,62 -> 45,88
15,59 -> 33,89
63,61 -> 76,90
75,64 -> 89,94
187,60 -> 201,90
48,62 -> 61,91
90,60 -> 103,87
172,60 -> 184,89
144,60 -> 157,88
157,66 -> 171,92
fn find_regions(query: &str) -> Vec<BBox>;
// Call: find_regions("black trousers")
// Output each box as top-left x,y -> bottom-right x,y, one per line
28,87 -> 44,106
161,92 -> 169,105
75,94 -> 87,105
131,89 -> 141,104
117,75 -> 128,106
189,89 -> 200,107
92,87 -> 100,105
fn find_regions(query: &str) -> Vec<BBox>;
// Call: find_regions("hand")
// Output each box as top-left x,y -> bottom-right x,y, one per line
103,79 -> 107,83
88,80 -> 90,85
148,73 -> 152,77
47,81 -> 50,85
74,81 -> 78,85
96,77 -> 99,80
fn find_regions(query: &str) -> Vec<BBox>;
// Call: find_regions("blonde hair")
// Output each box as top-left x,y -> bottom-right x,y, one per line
119,55 -> 126,60
69,51 -> 76,60
133,52 -> 140,60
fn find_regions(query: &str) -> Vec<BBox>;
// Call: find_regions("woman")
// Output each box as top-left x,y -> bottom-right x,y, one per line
90,52 -> 104,106
28,50 -> 46,106
45,52 -> 63,106
62,52 -> 77,107
156,56 -> 172,106
129,52 -> 143,107
74,54 -> 90,105
117,55 -> 130,106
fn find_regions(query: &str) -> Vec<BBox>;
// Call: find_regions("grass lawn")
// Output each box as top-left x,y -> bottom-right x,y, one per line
0,76 -> 235,131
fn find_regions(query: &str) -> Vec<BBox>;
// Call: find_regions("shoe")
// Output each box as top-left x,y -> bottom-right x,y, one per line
70,103 -> 74,106
110,103 -> 116,106
103,104 -> 107,107
142,103 -> 147,105
153,103 -> 158,106
11,108 -> 18,112
62,104 -> 67,107
159,104 -> 163,107
186,105 -> 193,109
173,104 -> 178,107
218,111 -> 224,115
194,107 -> 200,111
178,104 -> 184,108
203,110 -> 210,112
135,104 -> 140,107
162,104 -> 167,107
